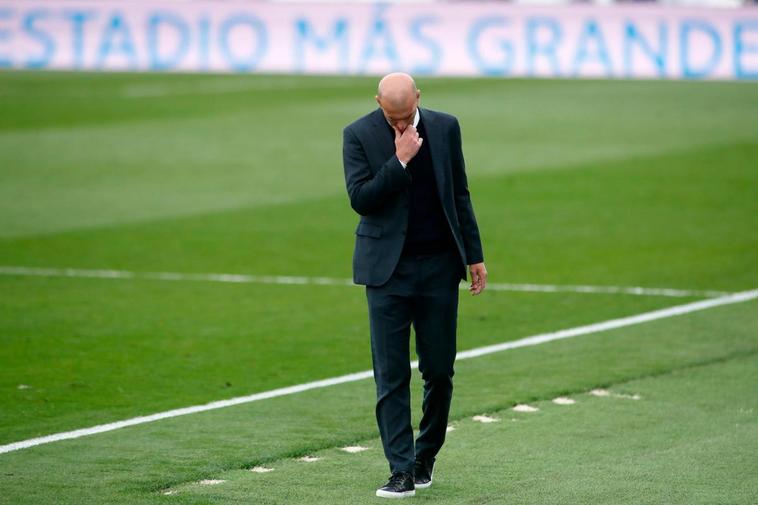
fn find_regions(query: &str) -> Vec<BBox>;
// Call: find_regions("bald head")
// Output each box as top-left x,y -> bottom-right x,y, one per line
377,73 -> 417,107
376,73 -> 420,133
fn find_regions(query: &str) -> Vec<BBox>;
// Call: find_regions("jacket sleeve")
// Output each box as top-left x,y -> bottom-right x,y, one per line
343,126 -> 412,216
450,119 -> 484,265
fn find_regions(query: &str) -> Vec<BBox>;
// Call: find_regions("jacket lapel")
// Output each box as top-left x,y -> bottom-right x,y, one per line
420,108 -> 448,202
370,108 -> 396,163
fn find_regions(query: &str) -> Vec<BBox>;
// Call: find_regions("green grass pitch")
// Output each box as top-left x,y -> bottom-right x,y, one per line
0,71 -> 756,504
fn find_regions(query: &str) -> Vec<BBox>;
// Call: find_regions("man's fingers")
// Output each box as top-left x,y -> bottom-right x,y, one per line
473,276 -> 482,292
468,266 -> 486,295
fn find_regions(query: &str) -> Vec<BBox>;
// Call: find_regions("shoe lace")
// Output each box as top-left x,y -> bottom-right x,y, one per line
388,472 -> 410,486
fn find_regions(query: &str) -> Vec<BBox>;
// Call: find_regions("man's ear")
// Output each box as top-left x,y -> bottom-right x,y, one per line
375,95 -> 381,106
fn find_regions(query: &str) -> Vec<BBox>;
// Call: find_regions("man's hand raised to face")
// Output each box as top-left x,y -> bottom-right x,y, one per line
394,125 -> 423,166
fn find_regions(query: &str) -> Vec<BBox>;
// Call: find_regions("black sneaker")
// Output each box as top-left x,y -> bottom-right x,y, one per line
376,471 -> 415,498
414,458 -> 435,489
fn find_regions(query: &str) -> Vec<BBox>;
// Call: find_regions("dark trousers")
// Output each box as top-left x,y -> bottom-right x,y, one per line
366,247 -> 460,475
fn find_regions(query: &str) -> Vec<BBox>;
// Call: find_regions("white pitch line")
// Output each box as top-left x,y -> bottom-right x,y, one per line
1,287 -> 756,456
0,266 -> 728,298
486,282 -> 729,298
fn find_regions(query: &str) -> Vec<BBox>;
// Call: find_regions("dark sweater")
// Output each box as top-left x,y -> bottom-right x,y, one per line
386,118 -> 457,256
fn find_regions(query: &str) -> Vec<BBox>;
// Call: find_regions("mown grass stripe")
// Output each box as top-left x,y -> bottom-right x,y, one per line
1,287 -> 755,456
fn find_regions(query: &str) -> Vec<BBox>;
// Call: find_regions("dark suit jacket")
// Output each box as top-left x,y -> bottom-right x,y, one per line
343,107 -> 484,287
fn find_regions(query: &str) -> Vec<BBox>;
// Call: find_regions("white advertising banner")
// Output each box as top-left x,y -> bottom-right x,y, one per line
0,1 -> 755,79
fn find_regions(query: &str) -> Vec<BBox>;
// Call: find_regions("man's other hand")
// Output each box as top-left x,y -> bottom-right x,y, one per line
468,262 -> 487,295
394,125 -> 423,165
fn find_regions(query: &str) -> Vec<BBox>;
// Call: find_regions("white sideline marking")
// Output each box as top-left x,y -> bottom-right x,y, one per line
512,404 -> 539,413
589,389 -> 611,397
340,445 -> 369,453
297,456 -> 321,463
1,288 -> 756,455
198,479 -> 225,486
589,389 -> 640,400
616,393 -> 642,400
0,265 -> 729,299
250,466 -> 274,473
472,415 -> 500,423
552,397 -> 576,405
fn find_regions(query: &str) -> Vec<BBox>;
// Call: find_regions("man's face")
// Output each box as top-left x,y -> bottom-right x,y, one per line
377,92 -> 419,133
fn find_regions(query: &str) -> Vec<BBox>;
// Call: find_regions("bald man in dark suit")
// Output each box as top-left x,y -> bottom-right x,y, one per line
343,73 -> 487,499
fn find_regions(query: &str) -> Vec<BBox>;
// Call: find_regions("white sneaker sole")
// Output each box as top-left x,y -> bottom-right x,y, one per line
415,466 -> 434,489
375,489 -> 416,498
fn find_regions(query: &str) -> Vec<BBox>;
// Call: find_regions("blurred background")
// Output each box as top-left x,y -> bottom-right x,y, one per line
0,0 -> 755,78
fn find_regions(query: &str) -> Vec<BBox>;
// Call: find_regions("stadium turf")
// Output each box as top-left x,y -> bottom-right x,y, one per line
174,325 -> 758,505
0,72 -> 756,504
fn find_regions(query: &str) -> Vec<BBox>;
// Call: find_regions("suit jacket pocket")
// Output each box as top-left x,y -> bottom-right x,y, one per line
355,222 -> 383,238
